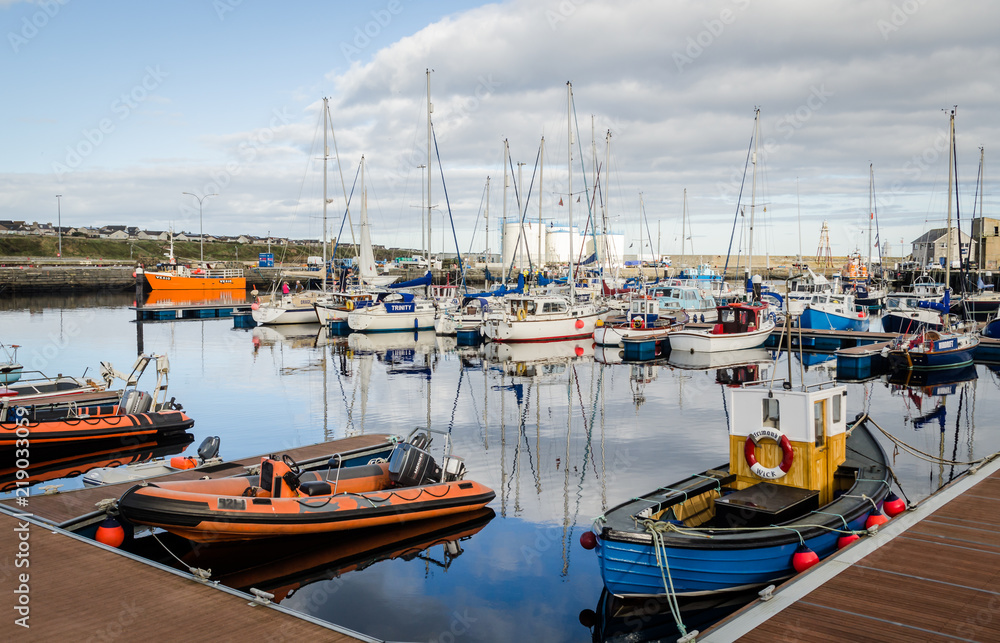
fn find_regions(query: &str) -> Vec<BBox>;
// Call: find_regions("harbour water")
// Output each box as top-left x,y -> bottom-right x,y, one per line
2,292 -> 998,642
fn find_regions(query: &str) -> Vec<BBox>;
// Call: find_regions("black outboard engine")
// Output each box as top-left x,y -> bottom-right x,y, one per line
388,442 -> 441,487
197,436 -> 221,461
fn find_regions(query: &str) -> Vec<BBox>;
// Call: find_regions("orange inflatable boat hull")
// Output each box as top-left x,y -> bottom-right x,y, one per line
0,409 -> 194,446
118,461 -> 496,542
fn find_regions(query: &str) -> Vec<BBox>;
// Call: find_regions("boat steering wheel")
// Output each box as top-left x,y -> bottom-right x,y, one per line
282,454 -> 302,474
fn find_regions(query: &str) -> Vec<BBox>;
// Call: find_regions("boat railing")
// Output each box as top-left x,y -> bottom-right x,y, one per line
740,379 -> 838,391
201,268 -> 244,278
324,453 -> 345,495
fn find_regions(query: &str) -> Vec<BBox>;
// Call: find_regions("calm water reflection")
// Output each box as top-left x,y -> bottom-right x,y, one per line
2,293 -> 998,642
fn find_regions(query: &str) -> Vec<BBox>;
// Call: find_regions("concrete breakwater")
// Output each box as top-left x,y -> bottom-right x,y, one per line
0,265 -> 136,292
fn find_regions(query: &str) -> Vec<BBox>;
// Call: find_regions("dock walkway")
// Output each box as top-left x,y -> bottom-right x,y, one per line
701,453 -> 1000,642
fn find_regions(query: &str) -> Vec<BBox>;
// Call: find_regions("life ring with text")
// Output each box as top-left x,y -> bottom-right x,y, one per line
517,308 -> 527,322
345,300 -> 354,312
631,317 -> 645,329
744,427 -> 794,479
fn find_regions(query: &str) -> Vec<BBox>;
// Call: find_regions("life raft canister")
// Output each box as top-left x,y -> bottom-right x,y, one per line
744,427 -> 794,479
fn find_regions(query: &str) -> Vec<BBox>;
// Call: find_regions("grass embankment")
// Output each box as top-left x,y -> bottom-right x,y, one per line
0,236 -> 331,264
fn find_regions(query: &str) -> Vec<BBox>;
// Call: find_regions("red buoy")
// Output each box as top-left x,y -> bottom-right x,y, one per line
575,319 -> 585,329
575,346 -> 584,357
865,511 -> 889,529
837,533 -> 860,549
580,531 -> 598,550
792,544 -> 819,573
883,492 -> 906,517
95,517 -> 125,548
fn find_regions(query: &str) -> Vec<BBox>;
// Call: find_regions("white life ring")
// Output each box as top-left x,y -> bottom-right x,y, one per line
744,427 -> 794,479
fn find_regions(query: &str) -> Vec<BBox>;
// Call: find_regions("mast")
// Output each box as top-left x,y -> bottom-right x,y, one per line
485,176 -> 491,271
748,107 -> 760,287
682,188 -> 689,256
945,107 -> 955,313
603,129 -> 611,270
503,140 -> 509,284
867,163 -> 874,277
796,177 -> 802,264
567,81 -> 574,299
539,137 -> 544,267
426,69 -> 432,267
322,97 -> 329,292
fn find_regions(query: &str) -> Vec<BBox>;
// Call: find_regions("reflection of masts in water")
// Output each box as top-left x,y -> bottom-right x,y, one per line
562,366 -> 572,576
500,370 -> 507,517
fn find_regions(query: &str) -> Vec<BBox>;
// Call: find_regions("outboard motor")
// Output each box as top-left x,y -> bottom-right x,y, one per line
197,436 -> 221,461
388,442 -> 441,487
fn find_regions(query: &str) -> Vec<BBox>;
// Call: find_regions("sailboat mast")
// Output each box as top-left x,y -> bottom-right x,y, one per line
322,97 -> 329,292
796,178 -> 802,264
604,129 -> 611,268
945,107 -> 956,301
426,69 -> 432,267
867,163 -> 874,276
539,137 -> 544,267
683,188 -> 689,256
485,176 -> 491,269
503,140 -> 509,284
567,81 -> 575,298
748,108 -> 759,284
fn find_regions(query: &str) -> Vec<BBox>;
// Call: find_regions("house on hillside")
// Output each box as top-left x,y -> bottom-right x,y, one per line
911,227 -> 975,267
138,230 -> 169,241
0,220 -> 27,235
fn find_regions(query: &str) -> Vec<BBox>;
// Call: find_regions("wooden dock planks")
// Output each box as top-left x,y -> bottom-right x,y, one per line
702,461 -> 1000,642
0,512 -> 372,642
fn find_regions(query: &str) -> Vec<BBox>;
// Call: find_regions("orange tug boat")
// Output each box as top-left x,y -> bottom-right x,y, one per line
117,443 -> 496,542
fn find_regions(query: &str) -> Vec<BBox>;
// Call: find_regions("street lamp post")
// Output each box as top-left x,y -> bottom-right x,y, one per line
55,194 -> 62,258
182,192 -> 217,264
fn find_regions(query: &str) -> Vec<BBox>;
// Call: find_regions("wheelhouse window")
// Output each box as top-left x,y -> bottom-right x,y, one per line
832,394 -> 842,424
762,398 -> 780,429
814,400 -> 826,447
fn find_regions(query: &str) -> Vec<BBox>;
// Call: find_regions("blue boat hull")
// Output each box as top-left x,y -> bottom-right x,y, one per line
799,308 -> 869,332
983,318 -> 1000,339
886,346 -> 975,371
596,513 -> 868,596
880,312 -> 942,335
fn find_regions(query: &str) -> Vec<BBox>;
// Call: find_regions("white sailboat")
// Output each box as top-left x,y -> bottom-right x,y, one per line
347,70 -> 447,333
481,82 -> 607,343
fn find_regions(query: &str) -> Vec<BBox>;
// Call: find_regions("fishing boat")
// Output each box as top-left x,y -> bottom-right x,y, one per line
881,275 -> 947,334
593,296 -> 684,347
117,441 -> 495,542
667,302 -> 774,353
136,231 -> 245,291
0,343 -> 22,385
798,292 -> 869,332
650,284 -> 718,323
581,379 -> 891,597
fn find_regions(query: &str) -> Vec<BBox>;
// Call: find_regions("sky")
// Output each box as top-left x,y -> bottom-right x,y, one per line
2,0 -> 998,261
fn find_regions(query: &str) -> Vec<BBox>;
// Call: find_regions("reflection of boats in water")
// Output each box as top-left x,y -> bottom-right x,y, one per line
483,338 -> 593,378
887,363 -> 978,390
251,324 -> 326,349
0,432 -> 193,493
666,348 -> 771,371
142,288 -> 246,308
593,345 -> 624,365
150,507 -> 495,602
794,350 -> 836,370
580,587 -> 758,643
346,331 -> 439,355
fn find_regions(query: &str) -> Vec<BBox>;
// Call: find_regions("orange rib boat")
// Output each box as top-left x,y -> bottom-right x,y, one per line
0,409 -> 194,446
118,445 -> 496,542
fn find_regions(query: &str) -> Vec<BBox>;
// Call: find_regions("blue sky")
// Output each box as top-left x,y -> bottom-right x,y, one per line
3,0 -> 999,260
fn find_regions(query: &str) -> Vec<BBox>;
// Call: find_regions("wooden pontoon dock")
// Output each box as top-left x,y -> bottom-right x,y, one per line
700,452 -> 1000,642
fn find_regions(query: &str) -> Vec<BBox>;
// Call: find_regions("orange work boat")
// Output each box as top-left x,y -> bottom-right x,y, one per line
137,264 -> 246,291
117,443 -> 496,542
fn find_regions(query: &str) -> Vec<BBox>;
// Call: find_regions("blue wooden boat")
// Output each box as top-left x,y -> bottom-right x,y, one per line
883,328 -> 979,371
581,382 -> 890,597
798,293 -> 869,331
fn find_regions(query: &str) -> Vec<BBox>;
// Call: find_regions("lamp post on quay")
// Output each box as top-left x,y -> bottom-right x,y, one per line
182,192 -> 217,264
56,194 -> 62,258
